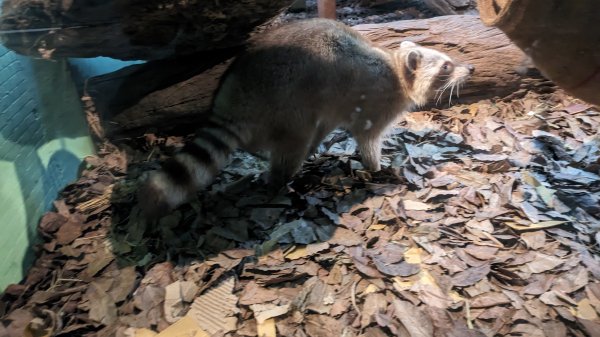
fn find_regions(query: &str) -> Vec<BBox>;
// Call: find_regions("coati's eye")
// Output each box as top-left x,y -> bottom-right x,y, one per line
440,61 -> 454,75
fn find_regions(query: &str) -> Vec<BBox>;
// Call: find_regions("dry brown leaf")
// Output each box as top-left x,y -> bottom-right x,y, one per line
55,218 -> 84,245
360,292 -> 387,328
250,303 -> 291,324
465,219 -> 494,234
470,292 -> 511,308
523,275 -> 554,296
256,318 -> 277,337
403,199 -> 433,211
576,298 -> 599,320
81,249 -> 115,280
451,264 -> 491,287
404,247 -> 424,264
304,314 -> 345,337
154,316 -> 210,337
107,266 -> 137,303
348,247 -> 385,278
373,257 -> 420,277
305,280 -> 335,314
239,281 -> 279,306
578,318 -> 600,337
526,253 -> 564,273
39,212 -> 68,234
521,231 -> 546,250
373,243 -> 407,264
510,323 -> 545,337
464,245 -> 498,260
539,290 -> 571,307
129,328 -> 158,337
361,327 -> 390,337
328,227 -> 363,246
505,220 -> 569,231
523,298 -> 549,319
393,300 -> 434,337
86,282 -> 117,325
552,266 -> 589,293
164,281 -> 200,323
144,262 -> 175,287
541,321 -> 568,337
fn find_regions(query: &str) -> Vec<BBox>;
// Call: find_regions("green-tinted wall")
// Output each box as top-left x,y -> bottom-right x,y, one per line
0,47 -> 95,290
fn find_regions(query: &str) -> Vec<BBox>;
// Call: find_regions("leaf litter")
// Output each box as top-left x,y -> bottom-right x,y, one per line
1,89 -> 600,337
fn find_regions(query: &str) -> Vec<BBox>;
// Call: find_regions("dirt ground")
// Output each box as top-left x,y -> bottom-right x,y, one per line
1,2 -> 600,337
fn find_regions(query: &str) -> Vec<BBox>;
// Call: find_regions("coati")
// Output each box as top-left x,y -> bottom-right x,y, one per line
138,18 -> 474,217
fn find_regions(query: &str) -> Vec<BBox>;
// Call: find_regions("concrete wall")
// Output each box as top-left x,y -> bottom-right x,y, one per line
0,47 -> 96,290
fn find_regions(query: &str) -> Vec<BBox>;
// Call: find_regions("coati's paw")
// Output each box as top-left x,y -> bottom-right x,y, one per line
137,171 -> 188,220
265,174 -> 290,195
267,183 -> 289,196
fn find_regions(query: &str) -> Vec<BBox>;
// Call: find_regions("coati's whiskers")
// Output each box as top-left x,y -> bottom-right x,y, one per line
435,80 -> 453,105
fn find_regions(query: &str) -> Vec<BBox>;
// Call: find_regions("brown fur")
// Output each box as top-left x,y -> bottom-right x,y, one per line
138,18 -> 473,217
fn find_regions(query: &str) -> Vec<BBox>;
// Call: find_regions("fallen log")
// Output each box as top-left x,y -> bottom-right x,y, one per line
356,15 -> 549,105
0,0 -> 294,60
89,15 -> 548,136
421,0 -> 478,15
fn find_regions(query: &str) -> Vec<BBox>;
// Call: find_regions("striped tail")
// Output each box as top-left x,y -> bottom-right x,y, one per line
138,119 -> 241,218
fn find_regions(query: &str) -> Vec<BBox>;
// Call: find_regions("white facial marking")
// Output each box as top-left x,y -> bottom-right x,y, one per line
355,107 -> 362,112
364,119 -> 373,130
399,44 -> 470,107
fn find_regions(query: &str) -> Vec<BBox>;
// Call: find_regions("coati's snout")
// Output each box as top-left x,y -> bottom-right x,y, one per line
396,40 -> 474,106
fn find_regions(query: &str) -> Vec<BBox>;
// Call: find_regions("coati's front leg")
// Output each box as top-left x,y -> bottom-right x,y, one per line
268,133 -> 312,189
355,132 -> 383,171
269,148 -> 310,189
307,123 -> 330,158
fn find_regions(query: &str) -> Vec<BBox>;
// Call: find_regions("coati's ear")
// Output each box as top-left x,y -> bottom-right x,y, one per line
400,41 -> 418,49
405,50 -> 421,72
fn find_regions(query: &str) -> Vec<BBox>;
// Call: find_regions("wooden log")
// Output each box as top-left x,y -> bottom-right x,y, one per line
420,0 -> 478,15
317,0 -> 337,19
0,0 -> 294,60
90,15 -> 547,136
85,48 -> 240,135
355,15 -> 548,105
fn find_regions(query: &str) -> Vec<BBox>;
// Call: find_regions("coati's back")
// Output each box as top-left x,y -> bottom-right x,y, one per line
139,18 -> 473,217
212,19 -> 404,148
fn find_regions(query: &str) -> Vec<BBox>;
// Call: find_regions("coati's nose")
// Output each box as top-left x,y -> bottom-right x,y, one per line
467,64 -> 475,74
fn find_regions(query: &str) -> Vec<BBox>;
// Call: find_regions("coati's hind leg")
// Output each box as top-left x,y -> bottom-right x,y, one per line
268,133 -> 312,189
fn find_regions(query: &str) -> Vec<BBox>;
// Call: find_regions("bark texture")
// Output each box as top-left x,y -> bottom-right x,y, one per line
90,15 -> 546,135
421,0 -> 478,15
0,0 -> 293,60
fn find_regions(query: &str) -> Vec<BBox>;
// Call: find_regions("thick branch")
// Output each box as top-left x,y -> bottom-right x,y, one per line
0,0 -> 293,60
90,15 -> 547,136
420,0 -> 478,15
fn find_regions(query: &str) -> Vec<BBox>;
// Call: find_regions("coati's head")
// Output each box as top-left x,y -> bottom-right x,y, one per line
393,41 -> 474,107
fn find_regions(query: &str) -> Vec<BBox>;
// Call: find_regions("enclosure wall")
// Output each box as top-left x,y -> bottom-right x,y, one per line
0,46 -> 95,290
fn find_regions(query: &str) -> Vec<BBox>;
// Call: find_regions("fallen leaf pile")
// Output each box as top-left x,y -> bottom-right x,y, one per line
1,89 -> 599,337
